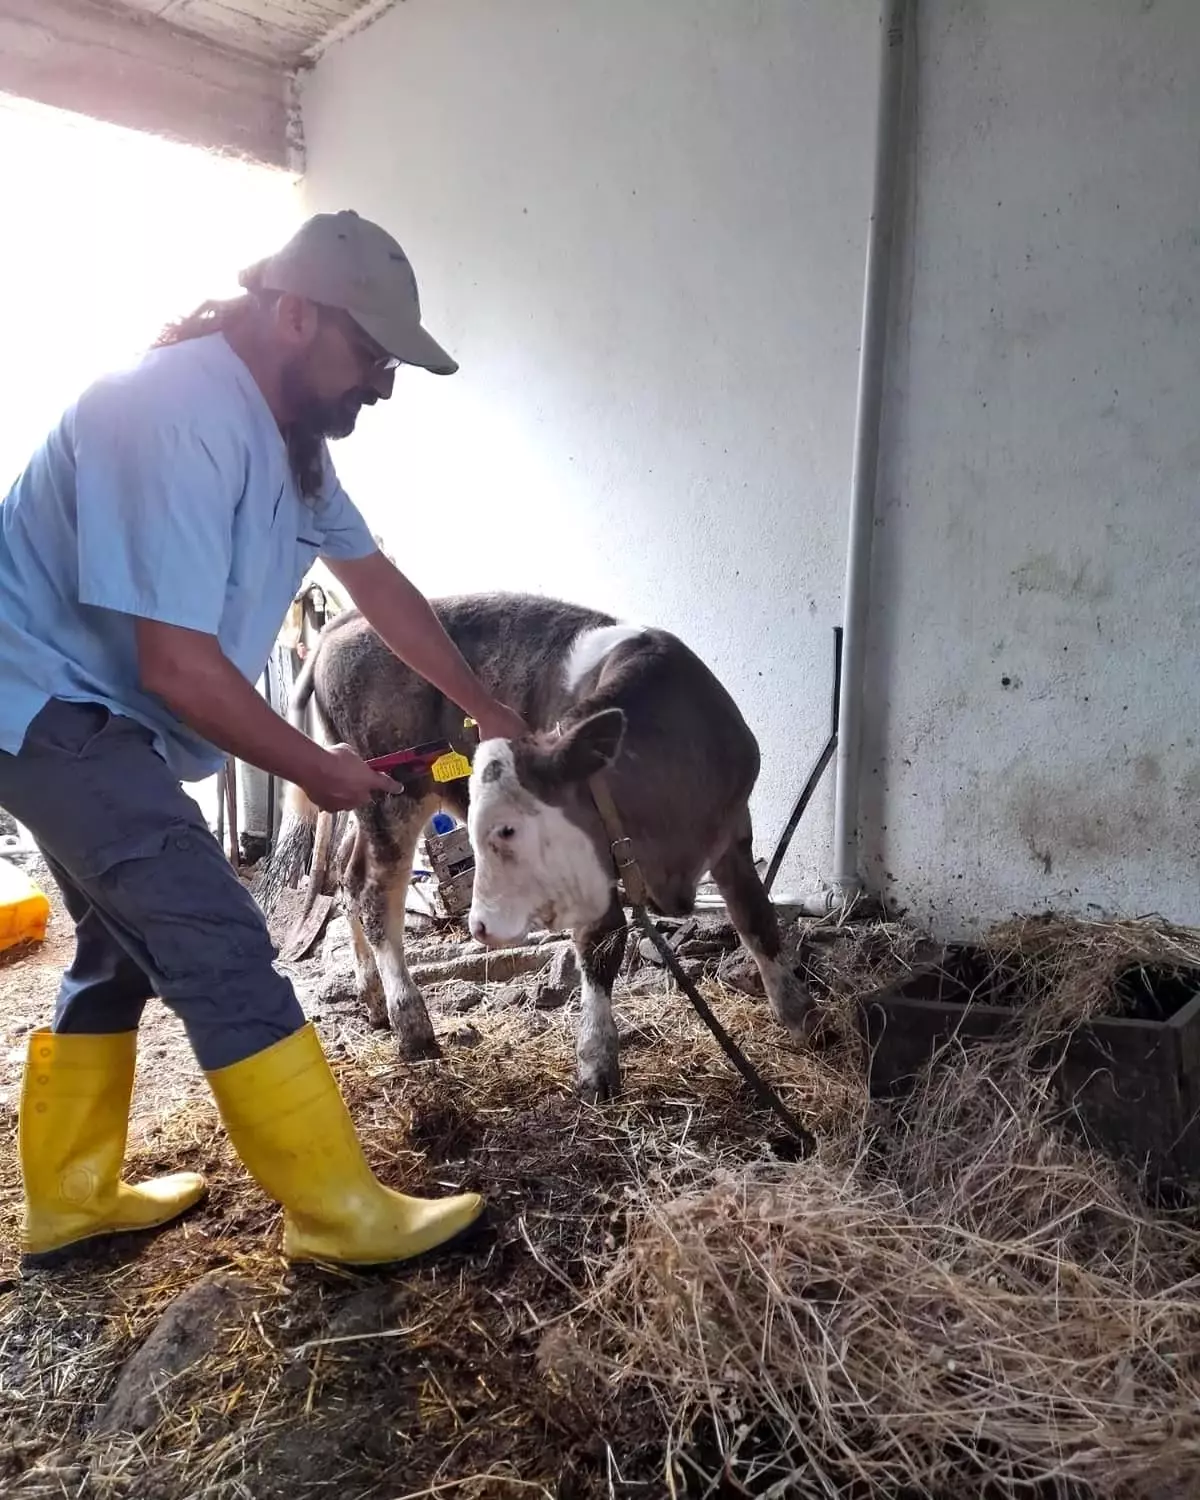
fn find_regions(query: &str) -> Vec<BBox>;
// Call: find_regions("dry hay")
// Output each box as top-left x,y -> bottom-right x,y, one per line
554,1044 -> 1200,1498
980,913 -> 1200,1029
1,914 -> 1199,1498
544,916 -> 1200,1498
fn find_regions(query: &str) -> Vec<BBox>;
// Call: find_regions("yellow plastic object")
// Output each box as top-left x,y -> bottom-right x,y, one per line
19,1030 -> 207,1262
0,857 -> 50,954
205,1022 -> 484,1266
431,750 -> 472,784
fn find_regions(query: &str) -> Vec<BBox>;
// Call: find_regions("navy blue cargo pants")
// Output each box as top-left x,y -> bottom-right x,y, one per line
0,699 -> 304,1070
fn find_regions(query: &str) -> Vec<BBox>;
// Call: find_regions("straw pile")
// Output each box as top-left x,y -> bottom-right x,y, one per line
980,913 -> 1200,1026
553,1053 -> 1200,1497
1,915 -> 1199,1499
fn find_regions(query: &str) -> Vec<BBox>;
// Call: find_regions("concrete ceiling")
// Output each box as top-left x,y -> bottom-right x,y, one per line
0,0 -> 400,166
101,0 -> 395,66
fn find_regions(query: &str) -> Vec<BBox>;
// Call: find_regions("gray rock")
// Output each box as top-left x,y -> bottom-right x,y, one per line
717,950 -> 765,997
624,966 -> 668,995
491,983 -> 530,1011
638,936 -> 666,967
532,945 -> 580,1009
314,966 -> 357,1007
441,981 -> 486,1014
96,1274 -> 253,1436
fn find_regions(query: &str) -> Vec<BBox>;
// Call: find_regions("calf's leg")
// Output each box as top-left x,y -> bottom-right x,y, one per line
345,908 -> 386,1029
353,801 -> 439,1060
709,816 -> 815,1040
572,895 -> 628,1103
340,823 -> 387,1028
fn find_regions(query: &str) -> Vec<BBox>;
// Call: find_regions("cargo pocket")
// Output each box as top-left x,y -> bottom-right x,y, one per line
71,820 -> 177,882
90,819 -> 276,993
25,700 -> 114,760
2,706 -> 172,881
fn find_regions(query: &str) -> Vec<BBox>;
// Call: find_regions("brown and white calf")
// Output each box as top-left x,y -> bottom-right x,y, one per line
284,592 -> 814,1100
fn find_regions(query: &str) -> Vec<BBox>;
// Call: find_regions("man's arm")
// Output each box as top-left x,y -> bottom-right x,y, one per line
136,621 -> 395,812
324,551 -> 529,741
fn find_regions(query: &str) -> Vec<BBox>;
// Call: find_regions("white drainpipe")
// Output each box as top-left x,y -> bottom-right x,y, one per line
800,0 -> 911,918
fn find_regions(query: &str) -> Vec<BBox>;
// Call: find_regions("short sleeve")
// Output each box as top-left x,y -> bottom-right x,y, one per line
311,445 -> 379,562
74,388 -> 237,633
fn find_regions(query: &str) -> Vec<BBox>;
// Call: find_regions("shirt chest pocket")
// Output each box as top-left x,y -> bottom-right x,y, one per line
291,530 -> 324,593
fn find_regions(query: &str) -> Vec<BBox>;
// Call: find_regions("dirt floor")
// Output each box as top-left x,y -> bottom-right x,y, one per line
3,862 -> 1200,1499
1,862 -> 861,1499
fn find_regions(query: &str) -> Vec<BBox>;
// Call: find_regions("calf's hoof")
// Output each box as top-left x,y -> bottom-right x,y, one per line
395,1030 -> 442,1063
800,1005 -> 839,1051
576,1060 -> 621,1105
386,998 -> 441,1062
770,972 -> 819,1043
362,979 -> 389,1030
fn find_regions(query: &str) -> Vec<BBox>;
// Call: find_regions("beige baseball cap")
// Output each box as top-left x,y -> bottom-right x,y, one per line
253,209 -> 458,375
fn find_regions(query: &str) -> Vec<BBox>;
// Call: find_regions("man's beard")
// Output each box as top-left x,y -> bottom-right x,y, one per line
281,358 -> 377,440
304,388 -> 370,440
280,361 -> 378,499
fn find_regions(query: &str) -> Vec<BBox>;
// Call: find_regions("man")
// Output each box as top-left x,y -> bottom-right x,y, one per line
0,209 -> 526,1270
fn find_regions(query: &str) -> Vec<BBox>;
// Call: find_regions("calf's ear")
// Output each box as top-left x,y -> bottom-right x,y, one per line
550,708 -> 626,784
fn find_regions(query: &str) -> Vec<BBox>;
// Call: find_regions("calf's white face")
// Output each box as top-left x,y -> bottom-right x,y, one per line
466,713 -> 626,946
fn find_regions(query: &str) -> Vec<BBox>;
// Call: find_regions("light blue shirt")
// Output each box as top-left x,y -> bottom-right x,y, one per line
0,333 -> 377,782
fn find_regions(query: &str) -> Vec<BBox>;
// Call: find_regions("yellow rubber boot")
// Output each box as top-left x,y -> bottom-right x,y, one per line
19,1030 -> 207,1264
205,1023 -> 484,1267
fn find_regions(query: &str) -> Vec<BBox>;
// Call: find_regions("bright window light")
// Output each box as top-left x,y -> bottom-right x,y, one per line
0,94 -> 301,832
0,91 -> 301,489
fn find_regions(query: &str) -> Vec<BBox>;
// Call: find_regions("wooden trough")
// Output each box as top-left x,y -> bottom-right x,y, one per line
857,947 -> 1200,1188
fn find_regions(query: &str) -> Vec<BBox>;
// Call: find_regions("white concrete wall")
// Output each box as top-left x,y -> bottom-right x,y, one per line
865,0 -> 1200,933
300,0 -> 876,896
302,0 -> 1200,933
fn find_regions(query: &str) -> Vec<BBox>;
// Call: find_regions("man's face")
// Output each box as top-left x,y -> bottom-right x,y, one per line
281,305 -> 397,440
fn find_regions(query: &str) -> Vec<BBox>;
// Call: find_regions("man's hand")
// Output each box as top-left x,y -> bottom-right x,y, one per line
474,702 -> 530,742
302,744 -> 397,812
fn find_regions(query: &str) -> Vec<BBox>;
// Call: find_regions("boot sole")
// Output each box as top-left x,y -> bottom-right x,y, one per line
21,1192 -> 210,1272
287,1203 -> 492,1272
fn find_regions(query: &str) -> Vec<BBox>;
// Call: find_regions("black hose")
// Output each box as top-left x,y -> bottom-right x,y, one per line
763,626 -> 843,895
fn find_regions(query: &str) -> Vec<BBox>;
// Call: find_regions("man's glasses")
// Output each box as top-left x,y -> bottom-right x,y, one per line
325,306 -> 401,372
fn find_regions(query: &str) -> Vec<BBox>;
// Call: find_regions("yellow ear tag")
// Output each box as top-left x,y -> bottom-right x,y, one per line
431,751 -> 472,783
